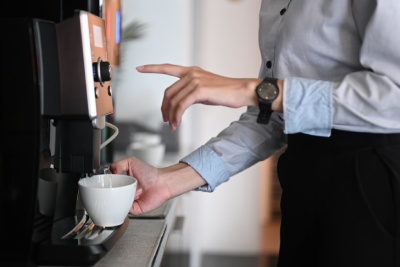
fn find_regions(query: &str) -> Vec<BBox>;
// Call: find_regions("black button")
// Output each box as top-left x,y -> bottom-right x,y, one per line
266,61 -> 272,68
280,8 -> 287,15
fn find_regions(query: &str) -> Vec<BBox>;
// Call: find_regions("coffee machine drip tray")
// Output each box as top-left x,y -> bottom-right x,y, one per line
34,211 -> 129,266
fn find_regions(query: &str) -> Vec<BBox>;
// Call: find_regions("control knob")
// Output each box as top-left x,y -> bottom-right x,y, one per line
92,57 -> 112,86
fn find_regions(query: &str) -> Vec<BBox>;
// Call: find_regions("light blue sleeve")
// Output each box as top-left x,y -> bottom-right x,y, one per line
283,77 -> 334,137
180,107 -> 287,192
179,145 -> 227,192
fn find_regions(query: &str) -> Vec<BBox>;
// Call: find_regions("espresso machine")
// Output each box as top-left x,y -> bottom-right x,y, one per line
0,0 -> 125,266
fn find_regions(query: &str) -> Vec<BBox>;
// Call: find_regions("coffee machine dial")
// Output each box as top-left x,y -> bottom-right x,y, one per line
93,57 -> 112,86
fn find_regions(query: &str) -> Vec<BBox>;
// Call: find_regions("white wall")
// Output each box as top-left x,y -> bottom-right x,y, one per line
114,0 -> 194,133
190,0 -> 262,255
115,0 -> 263,266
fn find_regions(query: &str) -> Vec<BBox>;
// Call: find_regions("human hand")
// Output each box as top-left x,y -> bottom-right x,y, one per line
110,157 -> 172,216
137,64 -> 262,131
110,157 -> 207,215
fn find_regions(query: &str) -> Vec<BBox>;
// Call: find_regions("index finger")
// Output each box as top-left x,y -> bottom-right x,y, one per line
110,157 -> 132,174
136,64 -> 188,78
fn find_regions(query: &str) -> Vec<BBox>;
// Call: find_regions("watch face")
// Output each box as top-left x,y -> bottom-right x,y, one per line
257,82 -> 278,101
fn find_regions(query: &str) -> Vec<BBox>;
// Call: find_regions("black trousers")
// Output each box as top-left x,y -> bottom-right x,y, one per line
276,130 -> 400,267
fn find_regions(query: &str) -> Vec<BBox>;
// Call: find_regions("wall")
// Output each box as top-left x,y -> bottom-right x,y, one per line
114,0 -> 194,134
114,0 -> 263,266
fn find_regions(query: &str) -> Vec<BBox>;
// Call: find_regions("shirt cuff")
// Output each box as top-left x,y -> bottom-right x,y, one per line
179,145 -> 230,192
283,77 -> 334,137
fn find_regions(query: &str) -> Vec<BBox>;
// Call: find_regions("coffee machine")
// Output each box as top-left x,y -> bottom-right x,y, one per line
0,0 -> 125,266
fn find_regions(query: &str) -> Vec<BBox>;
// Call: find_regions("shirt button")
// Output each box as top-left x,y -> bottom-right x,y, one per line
280,8 -> 287,15
266,61 -> 272,68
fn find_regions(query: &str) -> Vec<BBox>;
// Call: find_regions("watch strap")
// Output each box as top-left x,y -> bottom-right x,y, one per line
257,102 -> 272,124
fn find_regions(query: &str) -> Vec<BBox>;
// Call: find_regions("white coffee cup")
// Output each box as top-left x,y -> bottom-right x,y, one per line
78,174 -> 137,227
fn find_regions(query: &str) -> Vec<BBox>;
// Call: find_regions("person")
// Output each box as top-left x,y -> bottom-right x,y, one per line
111,1 -> 400,266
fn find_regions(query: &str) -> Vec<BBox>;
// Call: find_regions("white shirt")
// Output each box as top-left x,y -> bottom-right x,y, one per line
181,0 -> 400,192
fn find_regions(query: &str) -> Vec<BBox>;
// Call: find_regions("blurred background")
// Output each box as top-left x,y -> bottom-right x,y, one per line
111,0 -> 282,266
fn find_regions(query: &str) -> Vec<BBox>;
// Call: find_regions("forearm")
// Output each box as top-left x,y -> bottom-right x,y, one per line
159,163 -> 207,197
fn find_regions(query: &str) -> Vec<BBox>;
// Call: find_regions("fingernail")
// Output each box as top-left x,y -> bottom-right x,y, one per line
136,65 -> 144,71
170,122 -> 176,132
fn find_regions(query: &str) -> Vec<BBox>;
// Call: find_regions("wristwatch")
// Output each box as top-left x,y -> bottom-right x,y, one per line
255,77 -> 279,124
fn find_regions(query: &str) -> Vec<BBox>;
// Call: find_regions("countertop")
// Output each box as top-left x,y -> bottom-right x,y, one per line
93,197 -> 178,267
42,197 -> 179,267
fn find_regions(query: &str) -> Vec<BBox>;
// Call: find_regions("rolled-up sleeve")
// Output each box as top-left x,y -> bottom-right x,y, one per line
283,77 -> 334,137
180,107 -> 286,192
